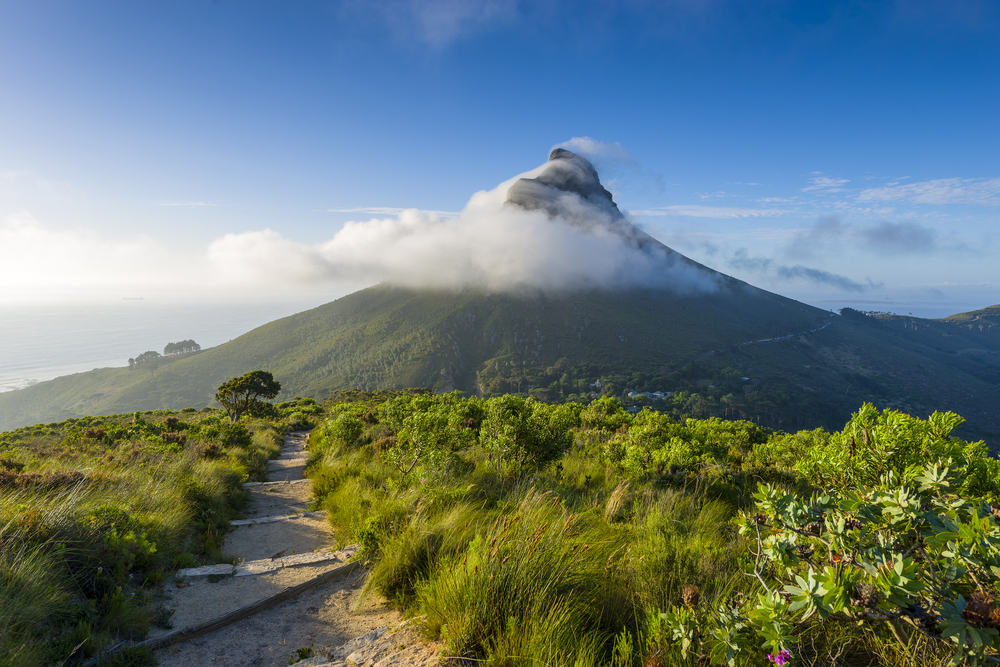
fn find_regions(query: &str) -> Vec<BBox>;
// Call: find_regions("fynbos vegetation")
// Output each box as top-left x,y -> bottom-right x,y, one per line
0,387 -> 324,667
308,391 -> 1000,666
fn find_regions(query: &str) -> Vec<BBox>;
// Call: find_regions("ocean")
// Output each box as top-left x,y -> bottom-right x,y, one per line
800,299 -> 990,320
0,299 -> 326,393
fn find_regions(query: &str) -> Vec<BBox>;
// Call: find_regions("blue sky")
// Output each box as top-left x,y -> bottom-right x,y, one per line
1,0 -> 998,316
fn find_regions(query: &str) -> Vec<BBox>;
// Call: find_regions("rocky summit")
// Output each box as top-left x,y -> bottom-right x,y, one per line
505,148 -> 660,250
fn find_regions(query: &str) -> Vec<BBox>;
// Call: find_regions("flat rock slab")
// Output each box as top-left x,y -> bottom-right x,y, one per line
244,479 -> 309,488
267,457 -> 309,468
231,510 -> 326,527
224,510 -> 333,562
176,546 -> 356,578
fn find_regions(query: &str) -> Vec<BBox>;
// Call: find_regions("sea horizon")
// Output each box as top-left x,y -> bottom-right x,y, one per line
0,298 -> 327,394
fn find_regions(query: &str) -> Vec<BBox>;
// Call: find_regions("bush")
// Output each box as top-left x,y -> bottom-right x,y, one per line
479,396 -> 574,476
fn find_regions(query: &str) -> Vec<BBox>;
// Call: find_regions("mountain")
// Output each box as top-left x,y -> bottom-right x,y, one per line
1,151 -> 999,443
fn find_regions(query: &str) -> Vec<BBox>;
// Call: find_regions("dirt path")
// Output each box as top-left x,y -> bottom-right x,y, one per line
150,431 -> 436,667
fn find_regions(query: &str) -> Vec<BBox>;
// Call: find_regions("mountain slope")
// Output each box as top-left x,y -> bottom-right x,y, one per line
0,280 -> 823,428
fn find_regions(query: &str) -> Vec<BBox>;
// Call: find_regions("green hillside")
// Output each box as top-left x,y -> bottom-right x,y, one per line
0,281 -> 818,428
2,285 -> 1000,443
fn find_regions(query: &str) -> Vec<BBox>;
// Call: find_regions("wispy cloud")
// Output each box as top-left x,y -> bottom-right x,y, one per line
553,137 -> 633,163
157,201 -> 215,207
630,205 -> 786,218
801,175 -> 850,192
775,265 -> 873,292
862,220 -> 937,252
728,247 -> 872,292
857,176 -> 1000,205
353,0 -> 520,47
785,214 -> 963,259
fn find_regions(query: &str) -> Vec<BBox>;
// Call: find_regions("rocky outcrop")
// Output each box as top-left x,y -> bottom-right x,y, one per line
506,148 -> 622,219
505,148 -> 668,251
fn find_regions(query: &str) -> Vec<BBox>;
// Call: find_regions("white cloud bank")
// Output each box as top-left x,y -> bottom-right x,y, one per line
0,155 -> 718,303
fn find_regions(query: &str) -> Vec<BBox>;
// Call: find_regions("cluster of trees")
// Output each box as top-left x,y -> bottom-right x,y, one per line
163,339 -> 200,355
127,350 -> 160,369
126,340 -> 200,370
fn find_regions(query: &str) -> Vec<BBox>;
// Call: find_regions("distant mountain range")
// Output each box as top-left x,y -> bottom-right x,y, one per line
1,151 -> 998,443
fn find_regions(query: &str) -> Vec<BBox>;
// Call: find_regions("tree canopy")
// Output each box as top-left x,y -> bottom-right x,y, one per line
164,339 -> 201,355
214,370 -> 281,422
128,350 -> 161,370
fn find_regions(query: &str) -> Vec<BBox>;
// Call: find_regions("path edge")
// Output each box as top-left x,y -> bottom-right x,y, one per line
83,560 -> 362,666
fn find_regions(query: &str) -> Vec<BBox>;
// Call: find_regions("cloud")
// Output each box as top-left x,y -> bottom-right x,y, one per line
861,221 -> 936,252
0,211 -> 188,298
728,248 -> 775,273
157,201 -> 215,207
630,205 -> 786,218
553,137 -> 633,163
785,214 -> 847,258
775,265 -> 871,293
728,247 -> 870,292
801,175 -> 850,192
857,176 -> 1000,205
0,152 -> 721,301
785,215 -> 951,259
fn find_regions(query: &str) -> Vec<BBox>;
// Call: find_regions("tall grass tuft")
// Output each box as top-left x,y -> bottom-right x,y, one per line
0,536 -> 70,667
604,480 -> 632,523
365,500 -> 488,604
417,490 -> 630,667
629,489 -> 741,613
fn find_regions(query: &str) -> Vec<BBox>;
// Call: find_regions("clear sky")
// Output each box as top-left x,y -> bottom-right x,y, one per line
1,0 -> 998,316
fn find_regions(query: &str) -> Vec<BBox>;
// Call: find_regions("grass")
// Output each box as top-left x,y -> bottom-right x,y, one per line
0,403 -> 314,667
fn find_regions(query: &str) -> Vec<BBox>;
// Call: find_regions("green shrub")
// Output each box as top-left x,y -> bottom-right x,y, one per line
479,395 -> 574,476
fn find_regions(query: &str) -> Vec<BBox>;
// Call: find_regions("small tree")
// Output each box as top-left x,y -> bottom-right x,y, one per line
214,370 -> 281,422
389,404 -> 475,480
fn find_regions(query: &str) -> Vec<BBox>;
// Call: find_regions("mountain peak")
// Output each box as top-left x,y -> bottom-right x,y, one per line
505,149 -> 623,221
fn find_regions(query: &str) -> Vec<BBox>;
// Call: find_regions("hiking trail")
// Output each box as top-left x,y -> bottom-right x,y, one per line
150,430 -> 441,667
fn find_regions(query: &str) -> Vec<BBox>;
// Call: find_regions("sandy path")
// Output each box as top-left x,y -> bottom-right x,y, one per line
152,431 -> 406,667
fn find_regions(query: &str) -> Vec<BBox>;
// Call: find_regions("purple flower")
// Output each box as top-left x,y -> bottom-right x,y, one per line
767,649 -> 792,666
